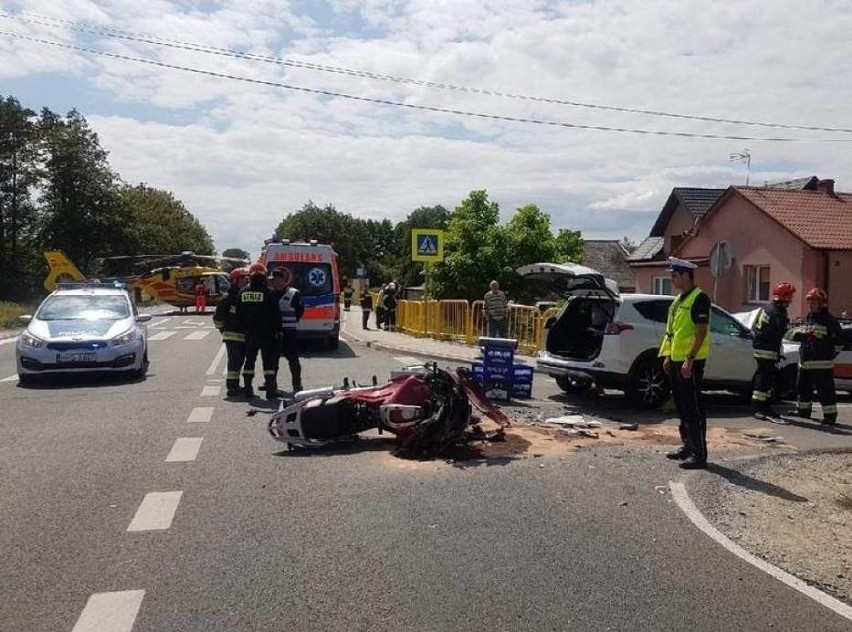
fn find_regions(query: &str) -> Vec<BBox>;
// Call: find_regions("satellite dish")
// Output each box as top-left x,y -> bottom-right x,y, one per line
709,241 -> 733,278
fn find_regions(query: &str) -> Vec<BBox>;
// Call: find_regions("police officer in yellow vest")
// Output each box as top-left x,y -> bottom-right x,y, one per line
660,257 -> 712,469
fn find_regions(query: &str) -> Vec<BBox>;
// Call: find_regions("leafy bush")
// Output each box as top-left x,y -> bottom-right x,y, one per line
0,301 -> 29,329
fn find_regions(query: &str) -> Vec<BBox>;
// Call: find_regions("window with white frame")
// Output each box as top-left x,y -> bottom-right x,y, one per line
745,265 -> 770,303
652,276 -> 673,295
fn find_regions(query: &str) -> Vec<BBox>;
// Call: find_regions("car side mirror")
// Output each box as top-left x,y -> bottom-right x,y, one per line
137,314 -> 153,323
18,314 -> 32,324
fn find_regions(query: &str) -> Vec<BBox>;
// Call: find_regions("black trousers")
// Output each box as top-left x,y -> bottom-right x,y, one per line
278,334 -> 302,391
224,340 -> 246,392
751,358 -> 777,413
242,335 -> 278,387
796,368 -> 837,421
670,360 -> 707,463
362,308 -> 370,329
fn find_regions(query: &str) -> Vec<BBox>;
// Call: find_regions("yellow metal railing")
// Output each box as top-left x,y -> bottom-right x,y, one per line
390,298 -> 559,355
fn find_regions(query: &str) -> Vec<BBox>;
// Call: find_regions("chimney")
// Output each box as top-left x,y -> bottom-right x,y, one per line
817,179 -> 835,195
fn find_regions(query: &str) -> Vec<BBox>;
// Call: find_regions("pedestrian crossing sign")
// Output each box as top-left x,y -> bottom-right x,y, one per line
411,229 -> 445,262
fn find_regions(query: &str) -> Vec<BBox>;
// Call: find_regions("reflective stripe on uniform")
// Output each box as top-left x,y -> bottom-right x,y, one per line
753,349 -> 779,361
823,404 -> 838,415
226,371 -> 240,379
222,331 -> 245,342
751,390 -> 769,401
796,401 -> 813,410
799,360 -> 834,370
263,369 -> 276,376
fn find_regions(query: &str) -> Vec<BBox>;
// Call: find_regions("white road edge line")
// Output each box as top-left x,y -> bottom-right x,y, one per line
669,481 -> 852,622
166,437 -> 203,462
71,590 -> 145,632
187,407 -> 214,423
0,337 -> 17,346
200,385 -> 220,397
184,330 -> 211,340
1,374 -> 18,382
206,344 -> 226,376
127,491 -> 183,532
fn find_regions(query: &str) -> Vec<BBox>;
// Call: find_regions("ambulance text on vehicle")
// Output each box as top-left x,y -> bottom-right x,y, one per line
259,237 -> 341,349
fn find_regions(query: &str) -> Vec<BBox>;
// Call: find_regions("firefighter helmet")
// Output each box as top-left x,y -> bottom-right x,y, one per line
772,282 -> 796,302
248,263 -> 267,277
805,287 -> 828,304
229,267 -> 248,284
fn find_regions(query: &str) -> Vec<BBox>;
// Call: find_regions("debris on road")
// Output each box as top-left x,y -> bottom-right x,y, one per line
619,422 -> 639,431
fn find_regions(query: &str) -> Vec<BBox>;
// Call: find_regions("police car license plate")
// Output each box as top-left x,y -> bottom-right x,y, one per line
57,352 -> 96,363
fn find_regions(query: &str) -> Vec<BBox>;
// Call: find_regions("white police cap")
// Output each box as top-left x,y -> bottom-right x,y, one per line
667,256 -> 698,272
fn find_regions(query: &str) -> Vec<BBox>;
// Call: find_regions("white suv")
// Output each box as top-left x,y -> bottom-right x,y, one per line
518,263 -> 800,408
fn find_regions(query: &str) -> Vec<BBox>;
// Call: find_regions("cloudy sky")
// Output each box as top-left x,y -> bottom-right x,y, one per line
2,0 -> 851,258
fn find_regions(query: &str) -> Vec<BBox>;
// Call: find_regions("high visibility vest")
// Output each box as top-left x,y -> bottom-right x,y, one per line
279,287 -> 300,330
660,288 -> 711,361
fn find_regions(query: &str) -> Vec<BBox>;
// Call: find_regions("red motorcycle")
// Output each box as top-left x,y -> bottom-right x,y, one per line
268,364 -> 509,456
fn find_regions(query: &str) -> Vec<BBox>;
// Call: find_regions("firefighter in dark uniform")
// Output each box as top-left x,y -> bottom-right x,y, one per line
213,267 -> 250,398
750,282 -> 795,419
787,288 -> 841,425
659,257 -> 711,469
235,263 -> 281,399
269,268 -> 304,395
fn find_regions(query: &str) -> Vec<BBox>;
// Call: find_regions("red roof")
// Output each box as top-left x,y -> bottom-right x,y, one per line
735,187 -> 852,250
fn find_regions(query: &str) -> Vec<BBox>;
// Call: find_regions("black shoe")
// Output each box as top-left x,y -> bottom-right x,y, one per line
666,447 -> 690,460
266,390 -> 284,400
787,410 -> 811,419
293,384 -> 303,393
244,388 -> 254,398
679,457 -> 708,470
225,389 -> 242,398
821,418 -> 837,426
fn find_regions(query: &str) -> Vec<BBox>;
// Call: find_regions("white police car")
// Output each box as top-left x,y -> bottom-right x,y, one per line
16,283 -> 151,384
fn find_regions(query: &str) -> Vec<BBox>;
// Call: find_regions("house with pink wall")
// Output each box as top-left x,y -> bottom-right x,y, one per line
675,179 -> 852,319
628,187 -> 724,297
628,177 -> 852,319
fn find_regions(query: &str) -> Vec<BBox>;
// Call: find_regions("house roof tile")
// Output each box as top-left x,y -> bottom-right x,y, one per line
735,187 -> 852,250
583,240 -> 635,289
628,236 -> 664,261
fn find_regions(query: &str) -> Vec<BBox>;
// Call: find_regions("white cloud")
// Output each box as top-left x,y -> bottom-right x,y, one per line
2,0 -> 852,257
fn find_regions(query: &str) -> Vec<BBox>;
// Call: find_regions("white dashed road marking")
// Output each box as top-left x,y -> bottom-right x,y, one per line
206,344 -> 226,376
1,374 -> 18,382
149,316 -> 173,328
0,337 -> 17,346
127,491 -> 183,532
187,407 -> 214,423
200,385 -> 220,397
184,330 -> 211,340
165,438 -> 204,462
72,590 -> 145,632
393,356 -> 424,366
670,481 -> 852,622
148,331 -> 176,341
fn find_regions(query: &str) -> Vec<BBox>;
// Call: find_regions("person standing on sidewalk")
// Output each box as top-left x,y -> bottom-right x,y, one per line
483,280 -> 509,338
659,257 -> 711,470
750,282 -> 795,419
382,282 -> 398,331
360,286 -> 373,330
787,288 -> 841,425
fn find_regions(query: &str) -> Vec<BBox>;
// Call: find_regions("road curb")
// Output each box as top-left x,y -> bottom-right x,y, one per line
671,447 -> 852,622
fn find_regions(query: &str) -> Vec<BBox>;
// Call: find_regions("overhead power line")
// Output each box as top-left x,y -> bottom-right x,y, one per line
3,30 -> 852,143
3,9 -> 852,135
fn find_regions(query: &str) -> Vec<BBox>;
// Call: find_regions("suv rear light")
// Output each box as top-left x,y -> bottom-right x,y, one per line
604,321 -> 634,335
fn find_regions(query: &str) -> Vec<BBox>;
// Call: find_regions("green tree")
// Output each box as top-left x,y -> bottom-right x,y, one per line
222,247 -> 250,261
431,190 -> 503,299
38,109 -> 135,273
276,202 -> 367,280
0,95 -> 41,299
119,184 -> 214,256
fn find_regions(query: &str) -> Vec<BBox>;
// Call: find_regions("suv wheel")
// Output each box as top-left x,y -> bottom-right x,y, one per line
626,355 -> 670,409
555,374 -> 593,395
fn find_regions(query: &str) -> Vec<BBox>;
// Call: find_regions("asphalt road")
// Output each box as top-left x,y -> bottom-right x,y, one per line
1,314 -> 850,631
